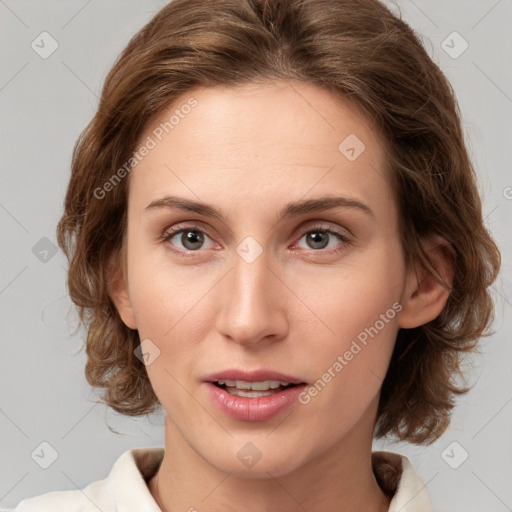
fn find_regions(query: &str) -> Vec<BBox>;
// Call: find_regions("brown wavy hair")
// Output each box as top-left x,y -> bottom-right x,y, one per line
56,0 -> 501,445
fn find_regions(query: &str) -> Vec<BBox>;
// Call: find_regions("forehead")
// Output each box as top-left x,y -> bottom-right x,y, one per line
130,80 -> 392,215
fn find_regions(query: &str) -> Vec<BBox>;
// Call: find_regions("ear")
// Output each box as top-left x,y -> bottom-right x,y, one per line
398,235 -> 456,329
107,247 -> 137,330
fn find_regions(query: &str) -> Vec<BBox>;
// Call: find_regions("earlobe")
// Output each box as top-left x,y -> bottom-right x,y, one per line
398,235 -> 456,329
107,250 -> 137,330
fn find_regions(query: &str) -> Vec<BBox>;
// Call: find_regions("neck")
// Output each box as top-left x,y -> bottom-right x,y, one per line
150,403 -> 391,512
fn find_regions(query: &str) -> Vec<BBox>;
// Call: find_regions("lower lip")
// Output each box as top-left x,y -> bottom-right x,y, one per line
204,382 -> 306,422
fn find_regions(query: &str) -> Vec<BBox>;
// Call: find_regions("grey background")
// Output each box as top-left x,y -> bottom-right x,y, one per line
0,1 -> 511,510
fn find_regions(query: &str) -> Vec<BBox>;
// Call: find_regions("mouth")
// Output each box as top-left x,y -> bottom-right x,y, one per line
203,369 -> 307,399
211,379 -> 302,398
204,371 -> 309,421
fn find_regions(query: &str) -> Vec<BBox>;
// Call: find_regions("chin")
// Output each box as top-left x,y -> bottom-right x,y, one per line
202,439 -> 310,479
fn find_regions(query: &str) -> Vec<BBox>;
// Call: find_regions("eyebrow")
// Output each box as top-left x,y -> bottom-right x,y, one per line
145,194 -> 375,221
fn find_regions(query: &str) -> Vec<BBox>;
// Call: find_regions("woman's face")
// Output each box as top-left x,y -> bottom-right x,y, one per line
116,80 -> 412,476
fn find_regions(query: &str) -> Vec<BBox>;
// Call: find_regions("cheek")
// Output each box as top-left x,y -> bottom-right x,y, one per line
291,243 -> 403,400
126,253 -> 222,412
291,242 -> 404,342
128,260 -> 216,412
126,228 -> 216,338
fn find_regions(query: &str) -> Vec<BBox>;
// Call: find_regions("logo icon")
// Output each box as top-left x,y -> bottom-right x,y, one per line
237,442 -> 263,468
338,134 -> 366,161
236,236 -> 263,264
31,441 -> 59,469
31,32 -> 59,59
441,441 -> 469,469
441,32 -> 469,59
134,338 -> 161,365
32,237 -> 58,263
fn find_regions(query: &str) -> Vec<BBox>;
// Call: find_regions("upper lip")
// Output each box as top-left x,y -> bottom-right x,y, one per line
203,369 -> 306,384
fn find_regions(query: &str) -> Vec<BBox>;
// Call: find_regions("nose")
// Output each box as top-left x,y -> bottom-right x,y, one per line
215,246 -> 289,348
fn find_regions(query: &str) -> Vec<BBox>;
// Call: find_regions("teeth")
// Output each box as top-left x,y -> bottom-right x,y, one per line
225,388 -> 275,398
216,379 -> 291,390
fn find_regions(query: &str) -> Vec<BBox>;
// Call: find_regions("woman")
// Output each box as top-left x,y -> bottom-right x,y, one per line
9,0 -> 500,510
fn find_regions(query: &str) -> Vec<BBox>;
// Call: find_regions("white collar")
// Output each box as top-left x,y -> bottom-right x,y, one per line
113,448 -> 432,511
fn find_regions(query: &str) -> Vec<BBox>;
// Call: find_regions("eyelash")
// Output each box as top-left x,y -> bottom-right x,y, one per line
161,222 -> 352,258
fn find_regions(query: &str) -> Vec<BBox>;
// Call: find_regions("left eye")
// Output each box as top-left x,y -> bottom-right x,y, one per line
295,228 -> 349,252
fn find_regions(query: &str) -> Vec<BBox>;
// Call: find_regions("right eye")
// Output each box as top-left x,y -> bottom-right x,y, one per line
162,224 -> 218,256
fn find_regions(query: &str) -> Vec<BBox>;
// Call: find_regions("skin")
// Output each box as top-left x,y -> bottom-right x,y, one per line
110,80 -> 454,512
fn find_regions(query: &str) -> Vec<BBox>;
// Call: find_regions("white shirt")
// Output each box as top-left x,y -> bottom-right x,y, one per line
5,448 -> 432,511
